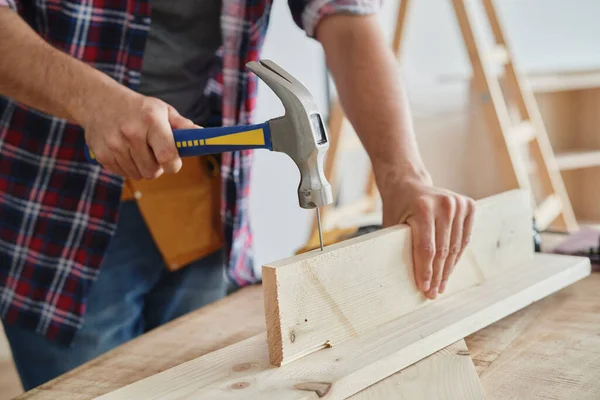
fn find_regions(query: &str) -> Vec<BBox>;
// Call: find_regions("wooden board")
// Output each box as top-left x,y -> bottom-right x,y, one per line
97,253 -> 590,400
16,275 -> 600,400
350,340 -> 485,400
17,286 -> 266,400
264,190 -> 533,366
467,271 -> 600,400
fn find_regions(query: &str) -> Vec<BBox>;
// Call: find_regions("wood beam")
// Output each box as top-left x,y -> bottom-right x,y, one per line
97,254 -> 590,400
264,190 -> 533,366
349,340 -> 485,400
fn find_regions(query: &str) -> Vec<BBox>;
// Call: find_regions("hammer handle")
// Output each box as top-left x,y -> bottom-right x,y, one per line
84,122 -> 272,164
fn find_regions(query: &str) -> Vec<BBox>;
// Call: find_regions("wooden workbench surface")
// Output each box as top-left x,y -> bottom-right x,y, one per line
19,274 -> 600,400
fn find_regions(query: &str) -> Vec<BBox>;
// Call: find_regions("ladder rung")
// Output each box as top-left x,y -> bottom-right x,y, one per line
487,45 -> 509,65
534,194 -> 562,230
511,121 -> 535,145
555,149 -> 600,171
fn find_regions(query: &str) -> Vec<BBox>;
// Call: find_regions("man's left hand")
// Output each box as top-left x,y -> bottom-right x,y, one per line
379,174 -> 475,300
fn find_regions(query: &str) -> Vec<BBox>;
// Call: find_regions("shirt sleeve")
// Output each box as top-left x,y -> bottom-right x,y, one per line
289,0 -> 381,38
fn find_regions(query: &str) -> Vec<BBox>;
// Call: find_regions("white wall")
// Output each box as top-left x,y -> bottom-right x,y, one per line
250,0 -> 600,272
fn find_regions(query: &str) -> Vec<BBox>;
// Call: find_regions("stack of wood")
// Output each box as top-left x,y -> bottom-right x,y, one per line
98,190 -> 590,399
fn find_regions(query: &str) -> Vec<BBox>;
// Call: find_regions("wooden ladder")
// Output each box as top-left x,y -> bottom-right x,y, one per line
307,0 -> 577,248
450,0 -> 578,232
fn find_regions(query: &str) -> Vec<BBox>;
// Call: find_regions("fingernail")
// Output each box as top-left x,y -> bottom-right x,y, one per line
429,288 -> 438,299
439,281 -> 447,294
422,280 -> 431,292
153,167 -> 164,179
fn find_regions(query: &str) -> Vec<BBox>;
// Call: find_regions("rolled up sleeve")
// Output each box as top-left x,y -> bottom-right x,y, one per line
289,0 -> 381,38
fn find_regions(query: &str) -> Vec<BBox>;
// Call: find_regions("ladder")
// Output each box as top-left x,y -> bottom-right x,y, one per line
306,0 -> 578,248
450,0 -> 577,232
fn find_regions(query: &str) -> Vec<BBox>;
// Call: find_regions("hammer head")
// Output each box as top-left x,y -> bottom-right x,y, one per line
247,60 -> 334,210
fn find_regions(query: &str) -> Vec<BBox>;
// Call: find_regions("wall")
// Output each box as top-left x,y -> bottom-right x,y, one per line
249,0 -> 600,271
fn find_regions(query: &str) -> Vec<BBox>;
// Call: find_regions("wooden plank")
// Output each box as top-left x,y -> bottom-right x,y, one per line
97,253 -> 590,400
466,273 -> 600,400
350,340 -> 485,400
18,277 -> 600,400
465,300 -> 547,376
264,190 -> 533,366
0,359 -> 22,400
18,286 -> 266,400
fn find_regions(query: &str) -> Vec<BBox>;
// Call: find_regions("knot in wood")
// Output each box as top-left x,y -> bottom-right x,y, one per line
231,381 -> 250,390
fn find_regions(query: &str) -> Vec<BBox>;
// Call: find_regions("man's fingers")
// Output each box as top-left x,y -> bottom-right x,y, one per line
100,154 -> 127,177
439,197 -> 466,294
113,148 -> 142,180
407,214 -> 435,293
147,107 -> 182,174
427,196 -> 455,299
455,198 -> 476,264
168,106 -> 198,129
121,124 -> 162,179
130,147 -> 163,179
102,137 -> 142,179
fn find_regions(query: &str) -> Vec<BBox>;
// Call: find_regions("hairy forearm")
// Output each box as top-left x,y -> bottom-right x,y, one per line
316,14 -> 431,185
0,8 -> 131,124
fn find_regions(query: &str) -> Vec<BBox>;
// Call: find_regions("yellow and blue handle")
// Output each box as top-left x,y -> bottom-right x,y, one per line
85,122 -> 272,163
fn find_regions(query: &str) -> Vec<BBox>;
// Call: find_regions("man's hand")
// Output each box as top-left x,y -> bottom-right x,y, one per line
80,91 -> 196,179
378,172 -> 475,299
317,14 -> 476,298
0,8 -> 195,180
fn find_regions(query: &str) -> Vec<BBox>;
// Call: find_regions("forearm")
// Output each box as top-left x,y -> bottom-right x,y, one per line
316,14 -> 431,186
0,7 -> 133,124
317,13 -> 474,301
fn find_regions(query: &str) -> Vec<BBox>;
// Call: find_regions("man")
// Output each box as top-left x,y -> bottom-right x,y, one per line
0,0 -> 475,391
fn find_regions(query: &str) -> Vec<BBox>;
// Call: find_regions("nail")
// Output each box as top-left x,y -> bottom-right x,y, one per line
429,288 -> 438,299
422,280 -> 431,292
439,281 -> 447,294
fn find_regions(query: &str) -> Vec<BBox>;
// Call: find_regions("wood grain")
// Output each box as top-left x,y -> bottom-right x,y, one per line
350,340 -> 485,400
468,271 -> 600,400
17,286 -> 266,400
97,253 -> 590,400
264,190 -> 533,366
17,277 -> 600,400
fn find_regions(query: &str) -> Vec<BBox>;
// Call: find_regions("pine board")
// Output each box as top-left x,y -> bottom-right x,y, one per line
97,253 -> 590,400
350,340 -> 485,400
469,272 -> 600,400
264,190 -> 533,365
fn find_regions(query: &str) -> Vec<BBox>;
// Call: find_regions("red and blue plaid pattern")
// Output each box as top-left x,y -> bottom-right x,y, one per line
0,0 -> 379,344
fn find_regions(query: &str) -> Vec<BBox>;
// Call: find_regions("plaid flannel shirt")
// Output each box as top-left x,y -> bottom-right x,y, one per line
0,0 -> 379,344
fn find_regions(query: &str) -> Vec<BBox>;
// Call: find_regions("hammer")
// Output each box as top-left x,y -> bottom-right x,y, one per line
85,60 -> 334,250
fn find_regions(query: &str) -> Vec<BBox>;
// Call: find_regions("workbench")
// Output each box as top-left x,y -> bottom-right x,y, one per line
19,274 -> 600,400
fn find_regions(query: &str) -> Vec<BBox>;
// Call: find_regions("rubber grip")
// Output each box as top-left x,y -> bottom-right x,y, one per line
84,122 -> 272,164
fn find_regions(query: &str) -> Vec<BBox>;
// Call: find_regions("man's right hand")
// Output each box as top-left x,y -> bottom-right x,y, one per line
80,91 -> 197,180
0,8 -> 196,180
